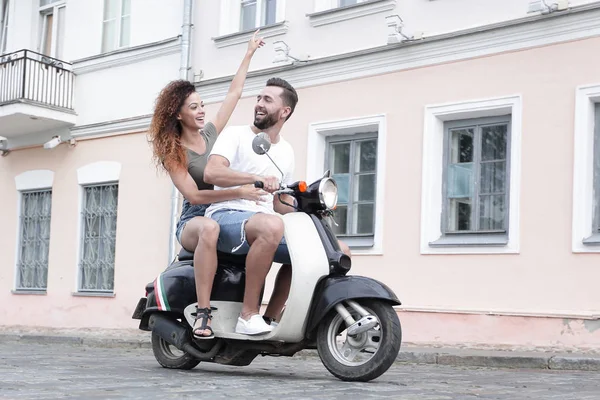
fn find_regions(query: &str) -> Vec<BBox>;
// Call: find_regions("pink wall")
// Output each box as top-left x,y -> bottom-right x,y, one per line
1,36 -> 599,349
214,36 -> 600,315
0,133 -> 173,329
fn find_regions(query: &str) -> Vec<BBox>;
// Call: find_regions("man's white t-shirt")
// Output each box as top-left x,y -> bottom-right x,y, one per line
204,125 -> 295,217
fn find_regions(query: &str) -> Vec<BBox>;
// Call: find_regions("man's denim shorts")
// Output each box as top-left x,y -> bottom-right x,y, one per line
210,209 -> 291,265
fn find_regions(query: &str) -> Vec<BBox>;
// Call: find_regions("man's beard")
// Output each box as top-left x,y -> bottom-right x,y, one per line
254,110 -> 278,130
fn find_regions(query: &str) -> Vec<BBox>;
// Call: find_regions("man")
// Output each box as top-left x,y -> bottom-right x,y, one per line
204,77 -> 350,335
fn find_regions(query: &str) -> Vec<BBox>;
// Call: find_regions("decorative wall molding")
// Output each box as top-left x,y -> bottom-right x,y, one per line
14,170 -> 55,191
197,4 -> 600,103
72,36 -> 181,74
307,0 -> 397,27
77,161 -> 121,185
212,21 -> 289,48
70,114 -> 152,138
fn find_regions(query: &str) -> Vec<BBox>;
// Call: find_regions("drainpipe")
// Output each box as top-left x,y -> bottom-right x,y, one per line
168,0 -> 194,263
179,0 -> 193,81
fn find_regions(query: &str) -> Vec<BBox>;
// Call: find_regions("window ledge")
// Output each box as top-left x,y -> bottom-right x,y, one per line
582,233 -> 600,246
213,22 -> 289,49
72,292 -> 116,298
307,0 -> 397,27
338,235 -> 375,248
429,234 -> 509,247
12,290 -> 47,295
71,36 -> 181,75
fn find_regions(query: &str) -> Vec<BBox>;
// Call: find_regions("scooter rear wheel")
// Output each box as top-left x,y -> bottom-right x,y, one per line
151,333 -> 201,370
316,300 -> 401,382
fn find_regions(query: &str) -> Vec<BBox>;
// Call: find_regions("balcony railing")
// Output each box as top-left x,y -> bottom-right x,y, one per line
0,50 -> 74,110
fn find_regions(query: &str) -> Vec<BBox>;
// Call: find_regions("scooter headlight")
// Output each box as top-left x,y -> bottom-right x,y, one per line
318,178 -> 338,210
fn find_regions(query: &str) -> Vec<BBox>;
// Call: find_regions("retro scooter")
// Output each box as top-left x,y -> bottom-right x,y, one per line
132,133 -> 402,382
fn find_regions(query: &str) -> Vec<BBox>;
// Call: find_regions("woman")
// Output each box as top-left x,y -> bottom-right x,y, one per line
148,31 -> 266,339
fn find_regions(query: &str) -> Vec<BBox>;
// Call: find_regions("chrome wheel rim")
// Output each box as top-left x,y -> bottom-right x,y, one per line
326,305 -> 382,367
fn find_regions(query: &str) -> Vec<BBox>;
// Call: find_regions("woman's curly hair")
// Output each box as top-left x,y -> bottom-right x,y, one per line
148,80 -> 197,172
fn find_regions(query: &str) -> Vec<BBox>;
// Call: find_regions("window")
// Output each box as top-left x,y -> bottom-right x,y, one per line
102,0 -> 130,53
240,0 -> 277,31
441,117 -> 511,238
1,0 -> 10,54
592,104 -> 600,236
78,183 -> 119,292
326,133 -> 377,247
16,190 -> 52,291
39,0 -> 66,59
308,115 -> 386,254
339,0 -> 359,6
572,85 -> 600,251
216,0 -> 286,46
421,95 -> 522,254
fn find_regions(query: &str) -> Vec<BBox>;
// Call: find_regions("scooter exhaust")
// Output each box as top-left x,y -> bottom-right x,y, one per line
148,313 -> 222,361
148,313 -> 189,349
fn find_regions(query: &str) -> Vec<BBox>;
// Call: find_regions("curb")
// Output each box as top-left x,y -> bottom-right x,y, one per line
0,334 -> 152,349
397,350 -> 600,372
2,334 -> 599,371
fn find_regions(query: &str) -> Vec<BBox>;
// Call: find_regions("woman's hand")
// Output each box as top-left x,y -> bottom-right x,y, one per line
247,29 -> 265,55
238,184 -> 268,202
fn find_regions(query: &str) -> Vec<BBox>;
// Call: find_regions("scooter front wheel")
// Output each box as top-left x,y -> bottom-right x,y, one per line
151,333 -> 201,370
316,300 -> 401,382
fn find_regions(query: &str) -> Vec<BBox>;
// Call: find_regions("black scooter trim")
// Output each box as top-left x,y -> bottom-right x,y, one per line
309,214 -> 351,275
304,275 -> 401,338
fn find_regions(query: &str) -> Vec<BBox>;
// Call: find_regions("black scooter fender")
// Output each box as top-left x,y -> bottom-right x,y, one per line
305,275 -> 401,337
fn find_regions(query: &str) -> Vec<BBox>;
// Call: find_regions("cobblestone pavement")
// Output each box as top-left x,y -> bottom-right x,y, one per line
1,342 -> 599,400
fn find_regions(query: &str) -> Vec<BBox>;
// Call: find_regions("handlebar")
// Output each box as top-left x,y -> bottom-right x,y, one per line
253,181 -> 293,195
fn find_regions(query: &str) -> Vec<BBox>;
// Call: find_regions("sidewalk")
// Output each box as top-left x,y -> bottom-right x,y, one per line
1,326 -> 599,371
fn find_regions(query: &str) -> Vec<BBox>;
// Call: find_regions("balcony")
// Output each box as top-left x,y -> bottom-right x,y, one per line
0,50 -> 76,147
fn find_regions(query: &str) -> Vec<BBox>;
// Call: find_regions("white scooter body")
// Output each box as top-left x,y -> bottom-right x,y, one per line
182,212 -> 330,342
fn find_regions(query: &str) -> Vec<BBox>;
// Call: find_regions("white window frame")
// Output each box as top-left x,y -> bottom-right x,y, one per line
13,170 -> 55,293
420,95 -> 522,255
240,0 -> 278,31
314,0 -> 368,12
307,114 -> 387,255
218,0 -> 285,36
38,0 -> 66,59
0,0 -> 10,55
572,84 -> 600,253
75,161 -> 121,295
101,0 -> 131,53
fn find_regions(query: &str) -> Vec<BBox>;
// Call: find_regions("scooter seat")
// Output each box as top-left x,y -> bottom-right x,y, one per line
178,248 -> 194,261
177,248 -> 248,267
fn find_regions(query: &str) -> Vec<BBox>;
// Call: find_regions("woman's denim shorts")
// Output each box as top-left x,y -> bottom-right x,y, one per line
175,199 -> 209,245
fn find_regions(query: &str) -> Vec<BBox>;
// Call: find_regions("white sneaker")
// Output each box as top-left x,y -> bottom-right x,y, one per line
235,314 -> 274,335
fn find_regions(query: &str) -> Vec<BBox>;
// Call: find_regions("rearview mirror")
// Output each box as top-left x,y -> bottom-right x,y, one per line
252,132 -> 271,155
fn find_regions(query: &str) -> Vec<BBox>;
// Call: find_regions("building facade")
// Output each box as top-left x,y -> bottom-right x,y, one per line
1,0 -> 599,351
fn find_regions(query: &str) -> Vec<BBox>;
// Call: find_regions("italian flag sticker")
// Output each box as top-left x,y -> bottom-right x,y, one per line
154,274 -> 171,311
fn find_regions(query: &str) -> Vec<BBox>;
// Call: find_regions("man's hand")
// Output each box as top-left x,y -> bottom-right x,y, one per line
256,175 -> 280,193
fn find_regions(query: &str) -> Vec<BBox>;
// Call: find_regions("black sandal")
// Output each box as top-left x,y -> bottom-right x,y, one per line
192,307 -> 214,340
